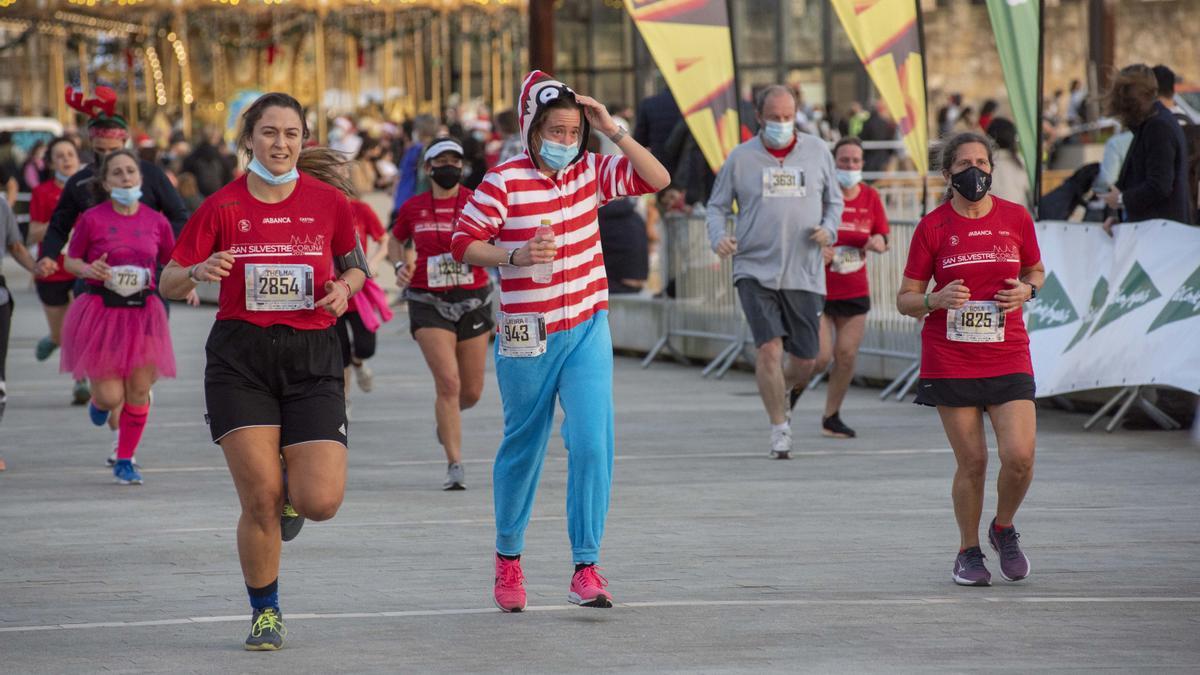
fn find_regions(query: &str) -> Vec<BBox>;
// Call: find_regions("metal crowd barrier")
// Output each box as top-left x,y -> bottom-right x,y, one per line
641,213 -> 747,377
642,213 -> 924,399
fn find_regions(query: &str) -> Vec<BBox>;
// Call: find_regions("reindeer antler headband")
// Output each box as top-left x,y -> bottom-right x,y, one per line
65,86 -> 129,139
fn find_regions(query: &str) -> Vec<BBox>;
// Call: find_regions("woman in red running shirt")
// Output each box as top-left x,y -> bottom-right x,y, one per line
814,137 -> 889,439
28,137 -> 92,404
897,132 -> 1044,588
390,138 -> 491,491
160,93 -> 366,651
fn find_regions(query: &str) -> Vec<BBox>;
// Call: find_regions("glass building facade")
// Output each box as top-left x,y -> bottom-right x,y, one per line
553,0 -> 872,114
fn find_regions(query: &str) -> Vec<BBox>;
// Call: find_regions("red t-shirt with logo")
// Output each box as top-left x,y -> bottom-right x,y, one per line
171,174 -> 358,330
903,197 -> 1041,379
350,200 -> 387,244
29,180 -> 76,283
392,189 -> 488,291
825,184 -> 889,300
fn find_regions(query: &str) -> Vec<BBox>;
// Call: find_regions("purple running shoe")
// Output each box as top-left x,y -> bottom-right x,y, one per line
988,519 -> 1031,582
953,546 -> 992,586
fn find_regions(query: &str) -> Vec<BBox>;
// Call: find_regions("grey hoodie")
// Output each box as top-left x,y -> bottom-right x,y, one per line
705,133 -> 843,293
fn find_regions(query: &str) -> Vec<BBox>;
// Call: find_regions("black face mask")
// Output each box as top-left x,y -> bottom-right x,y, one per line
430,165 -> 462,190
950,165 -> 992,202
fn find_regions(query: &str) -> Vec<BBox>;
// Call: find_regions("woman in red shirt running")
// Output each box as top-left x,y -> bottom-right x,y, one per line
814,137 -> 889,438
160,93 -> 367,651
390,138 -> 491,491
898,132 -> 1044,588
28,136 -> 91,404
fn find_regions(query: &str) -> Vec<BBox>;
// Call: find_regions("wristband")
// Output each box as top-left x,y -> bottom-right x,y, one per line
608,127 -> 628,145
393,260 -> 406,272
923,293 -> 931,310
188,263 -> 202,284
337,278 -> 353,297
505,248 -> 518,267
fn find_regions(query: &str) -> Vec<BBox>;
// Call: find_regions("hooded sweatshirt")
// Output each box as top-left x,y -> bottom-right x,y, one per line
452,71 -> 657,335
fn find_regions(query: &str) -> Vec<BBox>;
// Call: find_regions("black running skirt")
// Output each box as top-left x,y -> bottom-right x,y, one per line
913,373 -> 1036,408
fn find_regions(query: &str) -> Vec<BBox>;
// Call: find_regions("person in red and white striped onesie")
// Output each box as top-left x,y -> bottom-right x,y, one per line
452,71 -> 669,612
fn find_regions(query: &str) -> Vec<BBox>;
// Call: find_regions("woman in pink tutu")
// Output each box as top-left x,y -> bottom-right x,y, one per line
61,149 -> 177,485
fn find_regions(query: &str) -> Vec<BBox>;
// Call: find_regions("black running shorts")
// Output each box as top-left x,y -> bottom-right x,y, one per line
203,319 -> 347,447
913,373 -> 1036,408
735,278 -> 822,359
408,286 -> 495,341
823,295 -> 870,318
35,279 -> 74,307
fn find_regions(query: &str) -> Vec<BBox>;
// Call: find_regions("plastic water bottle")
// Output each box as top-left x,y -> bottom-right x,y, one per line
532,220 -> 554,284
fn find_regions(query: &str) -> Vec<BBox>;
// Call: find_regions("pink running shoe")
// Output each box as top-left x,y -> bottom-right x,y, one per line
493,554 -> 527,613
568,565 -> 613,608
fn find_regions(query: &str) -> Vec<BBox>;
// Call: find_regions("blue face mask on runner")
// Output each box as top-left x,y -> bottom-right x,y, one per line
110,185 -> 143,207
538,138 -> 579,171
55,170 -> 74,184
762,121 -> 795,148
247,156 -> 299,186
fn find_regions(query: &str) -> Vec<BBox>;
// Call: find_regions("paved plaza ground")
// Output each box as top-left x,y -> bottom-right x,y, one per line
1,263 -> 1198,673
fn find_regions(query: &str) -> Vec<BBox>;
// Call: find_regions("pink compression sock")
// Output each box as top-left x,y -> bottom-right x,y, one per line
116,400 -> 150,460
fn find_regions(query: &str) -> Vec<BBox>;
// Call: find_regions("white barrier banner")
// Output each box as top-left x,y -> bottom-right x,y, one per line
1028,220 -> 1200,396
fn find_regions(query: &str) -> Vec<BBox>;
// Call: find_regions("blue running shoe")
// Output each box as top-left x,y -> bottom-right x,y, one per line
88,402 -> 110,426
112,459 -> 143,485
36,336 -> 58,362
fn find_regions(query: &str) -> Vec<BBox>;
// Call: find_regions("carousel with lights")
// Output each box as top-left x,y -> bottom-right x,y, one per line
0,0 -> 527,141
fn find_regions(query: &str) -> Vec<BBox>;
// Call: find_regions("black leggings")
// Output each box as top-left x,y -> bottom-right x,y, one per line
1,282 -> 12,424
335,311 -> 377,368
0,277 -> 11,383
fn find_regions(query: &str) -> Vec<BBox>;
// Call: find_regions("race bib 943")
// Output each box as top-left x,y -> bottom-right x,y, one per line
497,312 -> 547,358
244,264 -> 315,311
946,301 -> 1006,343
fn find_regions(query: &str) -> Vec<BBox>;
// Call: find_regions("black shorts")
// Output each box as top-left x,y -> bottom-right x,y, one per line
35,279 -> 75,307
408,286 -> 495,341
203,320 -> 347,447
824,296 -> 870,318
913,373 -> 1036,408
735,279 -> 822,359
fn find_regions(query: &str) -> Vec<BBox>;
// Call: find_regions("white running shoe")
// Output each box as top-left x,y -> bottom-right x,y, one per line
769,427 -> 792,460
353,362 -> 374,393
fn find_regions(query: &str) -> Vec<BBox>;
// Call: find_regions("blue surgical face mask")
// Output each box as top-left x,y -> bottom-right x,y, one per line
836,169 -> 863,189
762,121 -> 795,148
110,185 -> 142,207
538,138 -> 579,171
247,156 -> 299,186
55,170 -> 74,184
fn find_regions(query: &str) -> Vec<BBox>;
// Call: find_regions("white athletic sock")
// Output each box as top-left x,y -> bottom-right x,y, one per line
771,422 -> 790,434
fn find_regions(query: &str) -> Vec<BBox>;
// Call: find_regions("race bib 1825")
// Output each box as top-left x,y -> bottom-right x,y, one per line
946,300 -> 1005,343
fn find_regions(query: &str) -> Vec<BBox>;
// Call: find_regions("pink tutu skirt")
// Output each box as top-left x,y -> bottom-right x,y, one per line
60,293 -> 177,380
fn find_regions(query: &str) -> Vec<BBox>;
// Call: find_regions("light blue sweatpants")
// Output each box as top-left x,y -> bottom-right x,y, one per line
493,311 -> 614,564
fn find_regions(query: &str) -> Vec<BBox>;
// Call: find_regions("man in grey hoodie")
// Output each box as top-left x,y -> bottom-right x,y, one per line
706,85 -> 843,459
